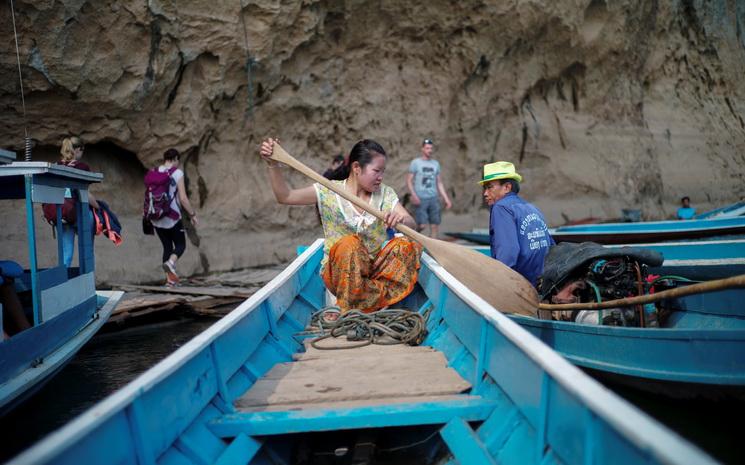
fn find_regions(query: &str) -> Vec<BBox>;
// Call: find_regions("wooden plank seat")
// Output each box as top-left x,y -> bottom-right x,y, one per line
209,341 -> 494,438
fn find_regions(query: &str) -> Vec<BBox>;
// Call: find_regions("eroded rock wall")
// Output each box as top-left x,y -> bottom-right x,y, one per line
1,0 -> 744,282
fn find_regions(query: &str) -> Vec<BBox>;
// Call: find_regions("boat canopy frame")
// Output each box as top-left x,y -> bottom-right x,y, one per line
0,161 -> 102,326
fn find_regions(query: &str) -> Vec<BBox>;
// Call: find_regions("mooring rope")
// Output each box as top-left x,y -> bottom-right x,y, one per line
309,307 -> 427,350
237,0 -> 255,120
9,0 -> 32,160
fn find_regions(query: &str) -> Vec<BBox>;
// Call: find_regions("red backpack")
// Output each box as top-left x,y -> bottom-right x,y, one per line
143,167 -> 179,222
42,198 -> 77,226
42,160 -> 79,225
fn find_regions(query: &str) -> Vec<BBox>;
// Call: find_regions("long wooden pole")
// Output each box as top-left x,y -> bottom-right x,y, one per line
268,142 -> 541,316
539,274 -> 745,311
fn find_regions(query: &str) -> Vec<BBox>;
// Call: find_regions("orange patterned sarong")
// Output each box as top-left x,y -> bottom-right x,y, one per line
321,234 -> 423,313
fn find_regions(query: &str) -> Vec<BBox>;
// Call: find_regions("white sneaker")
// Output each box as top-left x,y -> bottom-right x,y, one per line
162,260 -> 177,275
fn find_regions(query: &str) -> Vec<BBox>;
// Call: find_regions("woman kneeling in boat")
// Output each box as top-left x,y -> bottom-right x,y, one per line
259,138 -> 422,314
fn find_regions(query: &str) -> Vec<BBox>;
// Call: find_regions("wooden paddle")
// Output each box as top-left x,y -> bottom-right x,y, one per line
539,273 -> 745,311
269,143 -> 539,316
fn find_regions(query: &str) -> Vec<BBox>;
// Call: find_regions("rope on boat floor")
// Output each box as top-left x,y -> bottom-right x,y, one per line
309,307 -> 428,350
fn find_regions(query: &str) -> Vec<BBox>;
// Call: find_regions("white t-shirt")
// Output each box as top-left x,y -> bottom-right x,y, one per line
150,167 -> 184,229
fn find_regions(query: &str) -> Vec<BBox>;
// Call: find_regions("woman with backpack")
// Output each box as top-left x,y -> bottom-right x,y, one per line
58,137 -> 100,267
146,148 -> 199,286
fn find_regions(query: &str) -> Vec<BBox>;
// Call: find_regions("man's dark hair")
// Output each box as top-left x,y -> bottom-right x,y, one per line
681,196 -> 690,202
332,154 -> 344,164
163,148 -> 180,161
499,178 -> 520,194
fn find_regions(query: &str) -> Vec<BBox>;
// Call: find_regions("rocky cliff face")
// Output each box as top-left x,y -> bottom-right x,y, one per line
2,0 -> 744,283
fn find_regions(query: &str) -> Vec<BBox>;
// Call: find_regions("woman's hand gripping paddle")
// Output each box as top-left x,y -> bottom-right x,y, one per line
269,143 -> 539,316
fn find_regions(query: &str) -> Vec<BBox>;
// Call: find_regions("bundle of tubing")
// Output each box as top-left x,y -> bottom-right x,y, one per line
539,274 -> 745,312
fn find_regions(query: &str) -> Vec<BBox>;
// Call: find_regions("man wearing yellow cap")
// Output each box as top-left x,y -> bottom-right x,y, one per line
480,161 -> 554,286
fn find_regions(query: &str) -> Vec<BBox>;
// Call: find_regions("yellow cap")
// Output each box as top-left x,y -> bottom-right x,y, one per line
478,161 -> 523,184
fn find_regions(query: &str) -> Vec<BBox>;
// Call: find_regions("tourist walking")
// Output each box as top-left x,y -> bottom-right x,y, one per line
144,148 -> 199,286
56,137 -> 100,267
406,138 -> 452,238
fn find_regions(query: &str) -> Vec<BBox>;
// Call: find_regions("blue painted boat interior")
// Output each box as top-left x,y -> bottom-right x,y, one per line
14,240 -> 717,465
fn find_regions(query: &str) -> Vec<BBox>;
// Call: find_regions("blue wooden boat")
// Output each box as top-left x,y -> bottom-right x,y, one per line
468,243 -> 745,397
448,216 -> 745,245
549,216 -> 745,244
606,239 -> 745,280
12,239 -> 716,464
694,201 -> 745,219
0,157 -> 123,414
446,229 -> 490,244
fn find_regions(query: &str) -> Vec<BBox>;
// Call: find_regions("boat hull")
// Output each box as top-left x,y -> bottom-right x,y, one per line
0,291 -> 122,415
509,314 -> 745,399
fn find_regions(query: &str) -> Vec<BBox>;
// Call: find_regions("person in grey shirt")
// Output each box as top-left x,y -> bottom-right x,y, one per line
406,138 -> 452,238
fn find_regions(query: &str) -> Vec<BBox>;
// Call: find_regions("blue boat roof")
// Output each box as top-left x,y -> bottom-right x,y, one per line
0,161 -> 103,183
0,149 -> 17,165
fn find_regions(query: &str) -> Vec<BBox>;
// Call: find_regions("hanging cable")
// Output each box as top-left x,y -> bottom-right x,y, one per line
238,0 -> 255,120
9,0 -> 31,160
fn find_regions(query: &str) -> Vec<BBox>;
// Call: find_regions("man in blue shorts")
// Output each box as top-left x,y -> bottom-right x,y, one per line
406,138 -> 452,238
480,161 -> 554,286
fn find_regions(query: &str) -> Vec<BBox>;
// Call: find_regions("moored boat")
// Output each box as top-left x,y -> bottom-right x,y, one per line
550,216 -> 745,244
448,216 -> 745,245
469,243 -> 745,398
11,239 -> 716,464
0,157 -> 123,414
695,201 -> 745,219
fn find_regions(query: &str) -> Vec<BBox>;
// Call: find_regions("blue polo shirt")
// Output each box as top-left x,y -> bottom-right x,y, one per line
489,193 -> 554,286
677,207 -> 696,220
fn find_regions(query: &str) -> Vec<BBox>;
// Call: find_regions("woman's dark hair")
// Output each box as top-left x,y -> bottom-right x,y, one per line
327,139 -> 386,181
163,148 -> 180,161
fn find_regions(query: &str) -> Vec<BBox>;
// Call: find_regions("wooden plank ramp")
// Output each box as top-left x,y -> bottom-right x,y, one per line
235,339 -> 472,412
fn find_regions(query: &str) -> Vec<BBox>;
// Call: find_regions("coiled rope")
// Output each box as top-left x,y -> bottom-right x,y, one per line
309,307 -> 427,350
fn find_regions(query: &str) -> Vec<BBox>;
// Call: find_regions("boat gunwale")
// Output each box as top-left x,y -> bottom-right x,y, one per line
552,215 -> 745,232
509,314 -> 745,340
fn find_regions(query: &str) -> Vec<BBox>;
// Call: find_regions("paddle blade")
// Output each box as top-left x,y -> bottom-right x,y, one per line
423,239 -> 539,316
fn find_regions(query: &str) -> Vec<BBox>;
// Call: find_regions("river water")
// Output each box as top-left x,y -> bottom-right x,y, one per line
0,315 -> 741,464
0,317 -> 215,463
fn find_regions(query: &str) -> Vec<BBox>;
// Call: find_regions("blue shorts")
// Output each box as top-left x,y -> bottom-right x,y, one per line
415,197 -> 441,225
0,260 -> 23,284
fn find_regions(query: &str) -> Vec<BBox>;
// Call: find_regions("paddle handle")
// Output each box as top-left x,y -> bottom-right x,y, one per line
270,143 -> 428,244
539,274 -> 745,311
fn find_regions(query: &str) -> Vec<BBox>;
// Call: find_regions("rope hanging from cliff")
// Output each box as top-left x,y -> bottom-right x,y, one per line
309,307 -> 428,350
238,0 -> 256,120
9,0 -> 32,160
